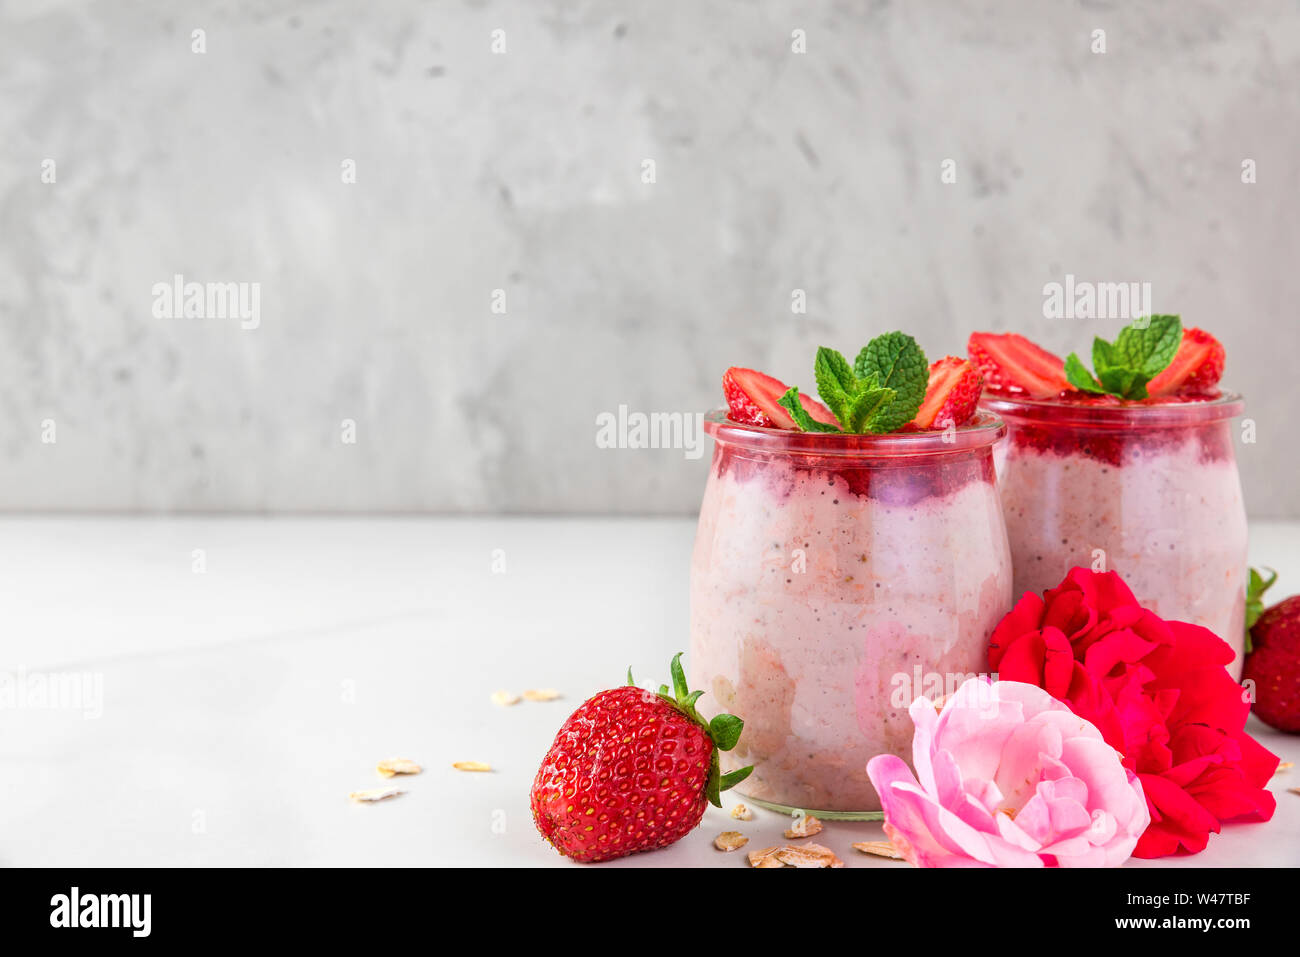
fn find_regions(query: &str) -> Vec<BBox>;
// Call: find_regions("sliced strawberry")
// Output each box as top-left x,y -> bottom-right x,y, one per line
722,367 -> 838,430
1146,327 -> 1225,397
722,368 -> 777,427
967,332 -> 1070,398
908,356 -> 984,429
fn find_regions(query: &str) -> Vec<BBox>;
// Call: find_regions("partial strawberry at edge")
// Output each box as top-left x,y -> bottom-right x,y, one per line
722,366 -> 838,430
1243,594 -> 1300,734
1146,327 -> 1225,397
907,356 -> 983,430
967,331 -> 1070,398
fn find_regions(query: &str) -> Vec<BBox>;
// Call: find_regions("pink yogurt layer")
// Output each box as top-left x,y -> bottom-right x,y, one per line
689,415 -> 1013,813
987,393 -> 1248,678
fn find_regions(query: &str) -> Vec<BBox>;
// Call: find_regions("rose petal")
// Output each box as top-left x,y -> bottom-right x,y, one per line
988,591 -> 1046,669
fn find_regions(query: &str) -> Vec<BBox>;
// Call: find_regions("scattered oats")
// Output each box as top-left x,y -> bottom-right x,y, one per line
376,758 -> 421,778
852,840 -> 904,860
729,803 -> 754,821
491,690 -> 521,707
1289,787 -> 1300,797
452,761 -> 492,772
747,846 -> 785,868
775,843 -> 844,868
523,688 -> 561,702
748,843 -> 844,868
714,831 -> 749,852
1275,761 -> 1293,774
348,787 -> 404,803
784,814 -> 823,838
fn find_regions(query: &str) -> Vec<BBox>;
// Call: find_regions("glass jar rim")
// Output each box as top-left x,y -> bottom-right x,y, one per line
703,409 -> 1006,458
980,391 -> 1243,427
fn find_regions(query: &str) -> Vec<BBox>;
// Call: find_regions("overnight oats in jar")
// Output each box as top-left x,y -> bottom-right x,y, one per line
690,340 -> 1013,818
969,320 -> 1248,676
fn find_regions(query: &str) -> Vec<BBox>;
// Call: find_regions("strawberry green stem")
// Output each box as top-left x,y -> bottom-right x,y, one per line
627,652 -> 753,807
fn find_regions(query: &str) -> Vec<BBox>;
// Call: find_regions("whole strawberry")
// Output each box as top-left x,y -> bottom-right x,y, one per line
530,653 -> 751,863
1244,592 -> 1300,733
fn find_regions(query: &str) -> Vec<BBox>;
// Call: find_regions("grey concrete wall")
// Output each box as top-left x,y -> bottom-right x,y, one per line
1,0 -> 1297,514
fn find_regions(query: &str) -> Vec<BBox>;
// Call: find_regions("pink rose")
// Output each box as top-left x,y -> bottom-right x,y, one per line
866,678 -> 1149,867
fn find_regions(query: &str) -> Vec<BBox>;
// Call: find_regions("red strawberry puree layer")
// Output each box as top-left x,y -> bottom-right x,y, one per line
689,414 -> 1012,813
988,394 -> 1248,677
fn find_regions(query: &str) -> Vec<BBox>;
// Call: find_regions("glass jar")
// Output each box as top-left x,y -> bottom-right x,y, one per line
984,393 -> 1248,677
689,410 -> 1013,818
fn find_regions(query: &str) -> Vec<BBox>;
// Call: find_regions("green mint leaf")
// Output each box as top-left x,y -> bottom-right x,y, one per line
1069,318 -> 1182,399
718,766 -> 753,792
814,347 -> 857,423
1115,315 -> 1182,377
1065,353 -> 1107,393
1245,566 -> 1278,653
1098,366 -> 1150,399
778,387 -> 842,432
626,666 -> 635,686
1092,337 -> 1118,376
853,332 -> 928,432
707,713 -> 744,751
850,386 -> 897,433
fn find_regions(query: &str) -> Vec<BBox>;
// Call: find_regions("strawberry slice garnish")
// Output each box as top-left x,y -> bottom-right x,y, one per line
1146,327 -> 1225,397
722,367 -> 838,430
722,368 -> 777,427
967,332 -> 1070,398
907,356 -> 983,430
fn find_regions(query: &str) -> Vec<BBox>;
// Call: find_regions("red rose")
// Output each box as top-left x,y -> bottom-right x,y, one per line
989,566 -> 1279,858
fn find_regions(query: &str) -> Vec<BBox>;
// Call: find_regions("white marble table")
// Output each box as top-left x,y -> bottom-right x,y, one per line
0,517 -> 1295,867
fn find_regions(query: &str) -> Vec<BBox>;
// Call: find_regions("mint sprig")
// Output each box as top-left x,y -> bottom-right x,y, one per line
628,652 -> 753,807
778,387 -> 842,433
1244,567 -> 1278,654
854,333 -> 929,431
781,333 -> 928,435
1065,315 -> 1182,399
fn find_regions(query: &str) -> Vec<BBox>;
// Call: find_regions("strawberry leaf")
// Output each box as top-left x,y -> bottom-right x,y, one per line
669,652 -> 689,700
705,752 -> 722,807
708,713 -> 744,751
718,767 -> 753,791
1245,566 -> 1278,654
